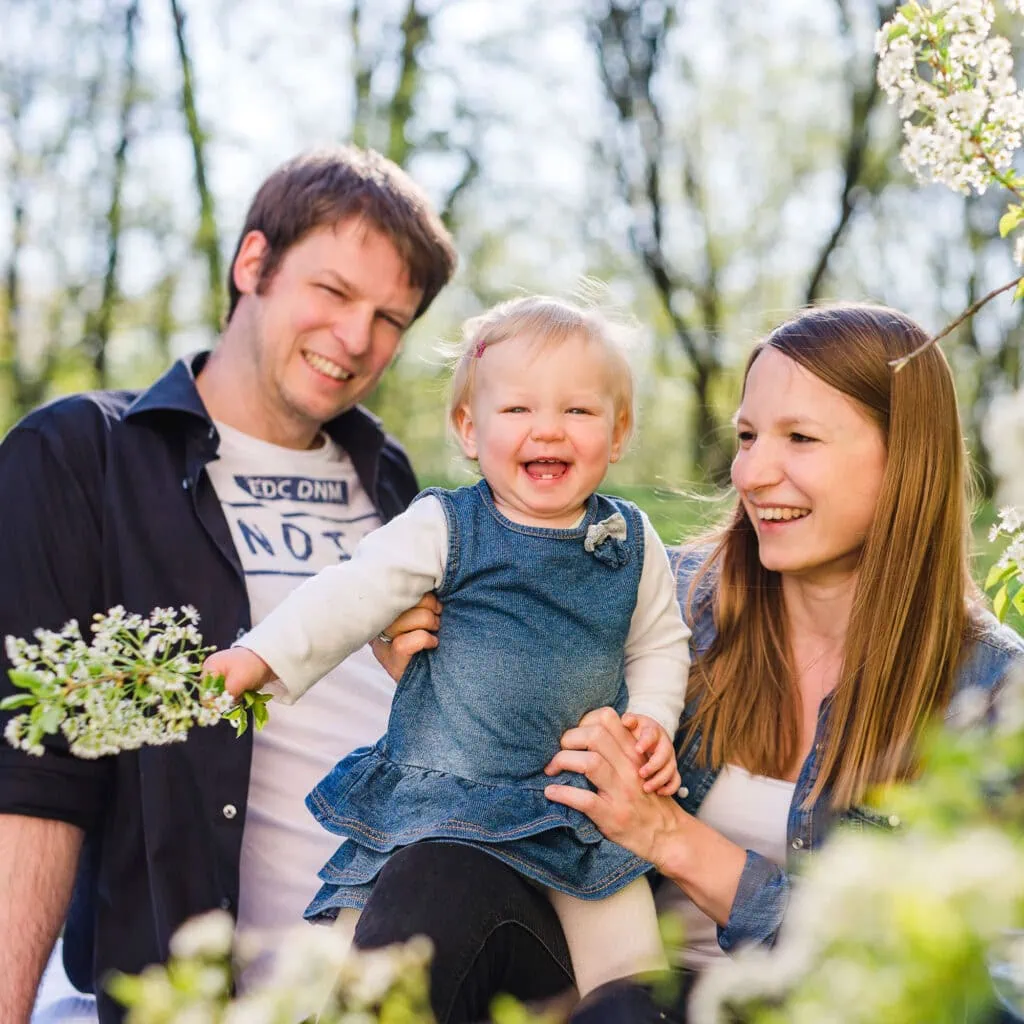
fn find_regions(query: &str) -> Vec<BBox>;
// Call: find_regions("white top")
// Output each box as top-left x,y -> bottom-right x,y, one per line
654,765 -> 795,968
204,421 -> 398,971
241,493 -> 691,735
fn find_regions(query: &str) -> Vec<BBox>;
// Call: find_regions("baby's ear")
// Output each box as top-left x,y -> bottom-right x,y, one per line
609,406 -> 630,462
452,403 -> 478,460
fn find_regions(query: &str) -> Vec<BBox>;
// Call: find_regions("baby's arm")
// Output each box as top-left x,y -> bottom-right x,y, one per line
623,511 -> 692,794
224,496 -> 448,703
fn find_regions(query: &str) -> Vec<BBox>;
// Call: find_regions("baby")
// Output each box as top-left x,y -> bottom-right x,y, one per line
205,295 -> 691,995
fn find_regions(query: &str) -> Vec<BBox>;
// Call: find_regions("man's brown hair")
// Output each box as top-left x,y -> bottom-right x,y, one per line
226,147 -> 457,323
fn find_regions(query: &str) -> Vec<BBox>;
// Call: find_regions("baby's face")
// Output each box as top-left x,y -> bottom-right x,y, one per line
453,331 -> 627,528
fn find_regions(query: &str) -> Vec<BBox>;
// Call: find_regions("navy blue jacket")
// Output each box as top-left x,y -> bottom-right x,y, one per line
0,354 -> 418,1020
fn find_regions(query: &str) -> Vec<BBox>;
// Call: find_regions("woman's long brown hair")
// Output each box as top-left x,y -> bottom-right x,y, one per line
683,305 -> 976,809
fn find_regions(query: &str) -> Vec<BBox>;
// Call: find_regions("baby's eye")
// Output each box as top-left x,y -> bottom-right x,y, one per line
567,407 -> 595,416
501,406 -> 528,414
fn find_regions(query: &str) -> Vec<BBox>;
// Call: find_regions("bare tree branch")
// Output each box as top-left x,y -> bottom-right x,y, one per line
170,0 -> 223,333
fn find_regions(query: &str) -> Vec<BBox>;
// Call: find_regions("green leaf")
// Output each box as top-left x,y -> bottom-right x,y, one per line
252,700 -> 269,731
223,705 -> 248,738
7,669 -> 44,692
998,205 -> 1024,237
1013,586 -> 1024,616
0,694 -> 37,710
993,585 -> 1009,622
38,704 -> 62,734
887,22 -> 909,42
984,561 -> 1018,591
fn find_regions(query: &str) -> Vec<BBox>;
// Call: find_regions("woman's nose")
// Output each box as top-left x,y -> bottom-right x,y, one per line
731,438 -> 783,493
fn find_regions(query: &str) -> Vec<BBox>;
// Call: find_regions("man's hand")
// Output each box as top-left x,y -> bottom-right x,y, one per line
370,593 -> 442,682
202,647 -> 274,699
622,712 -> 681,795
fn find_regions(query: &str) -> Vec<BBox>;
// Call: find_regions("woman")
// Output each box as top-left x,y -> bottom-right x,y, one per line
360,304 -> 1024,1023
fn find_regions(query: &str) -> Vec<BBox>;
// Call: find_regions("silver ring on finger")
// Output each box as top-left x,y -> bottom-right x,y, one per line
376,631 -> 394,646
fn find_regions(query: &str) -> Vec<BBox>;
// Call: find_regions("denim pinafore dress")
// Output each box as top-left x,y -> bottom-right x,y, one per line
304,480 -> 652,920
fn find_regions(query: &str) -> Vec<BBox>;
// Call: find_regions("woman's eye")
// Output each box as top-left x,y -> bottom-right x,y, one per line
790,432 -> 817,444
317,284 -> 344,299
736,430 -> 755,446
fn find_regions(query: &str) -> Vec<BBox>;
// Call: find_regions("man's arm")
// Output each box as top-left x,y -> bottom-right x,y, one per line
0,417 -> 114,1015
0,814 -> 84,1023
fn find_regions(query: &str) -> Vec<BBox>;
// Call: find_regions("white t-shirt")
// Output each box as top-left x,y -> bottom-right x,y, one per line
204,421 -> 398,956
654,765 -> 795,968
242,494 -> 692,735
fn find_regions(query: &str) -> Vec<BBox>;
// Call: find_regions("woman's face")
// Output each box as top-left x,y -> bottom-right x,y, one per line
731,346 -> 888,584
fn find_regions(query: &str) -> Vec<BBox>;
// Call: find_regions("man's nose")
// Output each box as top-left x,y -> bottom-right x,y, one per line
332,309 -> 374,358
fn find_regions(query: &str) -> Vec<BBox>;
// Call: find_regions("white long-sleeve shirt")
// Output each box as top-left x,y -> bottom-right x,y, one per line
241,495 -> 691,735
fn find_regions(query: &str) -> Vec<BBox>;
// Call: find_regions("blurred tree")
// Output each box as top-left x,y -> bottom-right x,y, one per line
82,0 -> 142,388
170,0 -> 224,333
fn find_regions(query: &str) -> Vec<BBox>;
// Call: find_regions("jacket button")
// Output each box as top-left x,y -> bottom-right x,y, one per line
236,627 -> 246,640
219,896 -> 232,910
677,785 -> 689,799
791,837 -> 804,850
222,804 -> 237,820
181,478 -> 189,490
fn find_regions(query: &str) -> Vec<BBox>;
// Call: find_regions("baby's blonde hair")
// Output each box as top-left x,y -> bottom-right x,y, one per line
446,294 -> 639,445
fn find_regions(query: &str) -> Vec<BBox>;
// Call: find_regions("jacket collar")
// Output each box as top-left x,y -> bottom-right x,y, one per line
123,351 -> 388,454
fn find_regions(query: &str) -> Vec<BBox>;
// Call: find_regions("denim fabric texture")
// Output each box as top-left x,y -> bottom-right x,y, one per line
666,547 -> 1024,953
305,481 -> 654,918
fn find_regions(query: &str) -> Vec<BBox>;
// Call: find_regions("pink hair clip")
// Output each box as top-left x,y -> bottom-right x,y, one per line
474,339 -> 487,359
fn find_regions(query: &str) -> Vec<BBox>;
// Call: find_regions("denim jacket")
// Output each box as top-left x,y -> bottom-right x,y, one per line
666,549 -> 1024,954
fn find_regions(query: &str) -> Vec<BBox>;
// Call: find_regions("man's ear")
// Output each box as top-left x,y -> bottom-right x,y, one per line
452,403 -> 478,460
232,231 -> 269,297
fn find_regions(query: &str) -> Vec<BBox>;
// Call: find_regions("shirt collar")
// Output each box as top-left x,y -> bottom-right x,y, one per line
123,350 -> 387,453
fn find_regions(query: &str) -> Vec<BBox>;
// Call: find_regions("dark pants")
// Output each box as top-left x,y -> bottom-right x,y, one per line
353,841 -> 691,1023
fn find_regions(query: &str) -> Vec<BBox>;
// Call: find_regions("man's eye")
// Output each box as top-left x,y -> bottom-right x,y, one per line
316,284 -> 345,298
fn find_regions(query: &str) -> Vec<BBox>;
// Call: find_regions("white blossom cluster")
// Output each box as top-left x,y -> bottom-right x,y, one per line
2,606 -> 233,758
991,506 -> 1024,566
876,1 -> 1024,195
110,909 -> 435,1024
691,828 -> 1024,1024
985,393 -> 1024,506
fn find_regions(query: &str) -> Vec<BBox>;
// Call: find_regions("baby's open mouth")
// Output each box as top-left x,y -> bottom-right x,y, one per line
524,459 -> 569,480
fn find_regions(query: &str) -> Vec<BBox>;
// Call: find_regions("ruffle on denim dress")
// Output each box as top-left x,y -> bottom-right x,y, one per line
304,482 -> 652,920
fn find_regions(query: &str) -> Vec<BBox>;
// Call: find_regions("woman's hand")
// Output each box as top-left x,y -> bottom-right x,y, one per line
369,593 -> 442,682
543,706 -> 681,866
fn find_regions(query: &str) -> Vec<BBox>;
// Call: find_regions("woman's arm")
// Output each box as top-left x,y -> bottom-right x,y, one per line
545,707 -> 789,948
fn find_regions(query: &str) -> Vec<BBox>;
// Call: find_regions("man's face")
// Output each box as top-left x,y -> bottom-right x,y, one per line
232,219 -> 424,442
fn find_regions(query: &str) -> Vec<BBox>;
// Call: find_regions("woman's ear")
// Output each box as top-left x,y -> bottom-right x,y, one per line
452,403 -> 479,460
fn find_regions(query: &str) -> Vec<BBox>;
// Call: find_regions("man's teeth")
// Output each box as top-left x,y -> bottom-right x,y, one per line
757,507 -> 810,522
304,352 -> 353,381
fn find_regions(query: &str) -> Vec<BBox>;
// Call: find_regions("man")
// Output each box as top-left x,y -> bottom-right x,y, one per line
0,146 -> 456,1022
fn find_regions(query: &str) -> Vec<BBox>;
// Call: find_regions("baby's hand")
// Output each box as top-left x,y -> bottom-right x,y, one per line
622,712 -> 681,796
202,647 -> 274,699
